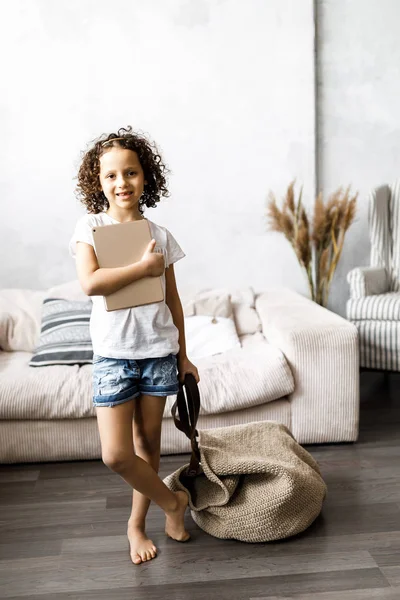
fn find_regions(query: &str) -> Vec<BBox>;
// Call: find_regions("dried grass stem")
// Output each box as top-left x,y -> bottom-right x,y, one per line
266,181 -> 357,306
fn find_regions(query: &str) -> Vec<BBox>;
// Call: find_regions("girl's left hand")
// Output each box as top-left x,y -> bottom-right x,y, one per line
177,355 -> 200,384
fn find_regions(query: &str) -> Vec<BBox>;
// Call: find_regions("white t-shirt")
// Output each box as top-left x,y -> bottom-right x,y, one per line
69,212 -> 185,359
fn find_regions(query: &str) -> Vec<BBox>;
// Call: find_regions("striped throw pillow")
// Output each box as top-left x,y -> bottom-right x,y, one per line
29,298 -> 93,367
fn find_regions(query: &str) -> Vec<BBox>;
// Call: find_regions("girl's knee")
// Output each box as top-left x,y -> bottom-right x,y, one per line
102,449 -> 133,473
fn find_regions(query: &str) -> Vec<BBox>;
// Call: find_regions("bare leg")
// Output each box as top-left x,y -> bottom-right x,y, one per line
128,394 -> 167,564
95,400 -> 189,565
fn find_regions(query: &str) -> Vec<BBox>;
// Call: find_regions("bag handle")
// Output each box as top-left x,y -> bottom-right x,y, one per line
171,373 -> 201,476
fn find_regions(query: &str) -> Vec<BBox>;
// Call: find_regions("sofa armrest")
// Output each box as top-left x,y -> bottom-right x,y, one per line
347,266 -> 389,299
255,288 -> 359,443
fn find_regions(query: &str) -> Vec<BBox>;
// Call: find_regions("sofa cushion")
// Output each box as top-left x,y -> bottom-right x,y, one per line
0,338 -> 294,420
233,303 -> 262,335
182,290 -> 233,318
29,298 -> 93,367
180,286 -> 262,335
165,338 -> 294,417
0,289 -> 46,352
0,351 -> 94,419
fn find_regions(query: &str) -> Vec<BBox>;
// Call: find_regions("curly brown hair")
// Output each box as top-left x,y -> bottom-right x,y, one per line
75,126 -> 170,214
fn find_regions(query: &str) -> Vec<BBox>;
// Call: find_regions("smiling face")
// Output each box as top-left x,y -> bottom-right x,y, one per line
99,147 -> 147,221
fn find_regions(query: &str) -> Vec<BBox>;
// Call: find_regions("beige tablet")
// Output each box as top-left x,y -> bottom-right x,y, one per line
92,219 -> 164,311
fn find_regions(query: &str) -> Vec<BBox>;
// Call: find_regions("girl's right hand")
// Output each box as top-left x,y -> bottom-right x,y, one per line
141,239 -> 165,277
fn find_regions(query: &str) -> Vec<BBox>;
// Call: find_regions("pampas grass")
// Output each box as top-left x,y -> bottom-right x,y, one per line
266,181 -> 357,307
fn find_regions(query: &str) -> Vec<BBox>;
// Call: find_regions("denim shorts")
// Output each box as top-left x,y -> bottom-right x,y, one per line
92,353 -> 179,407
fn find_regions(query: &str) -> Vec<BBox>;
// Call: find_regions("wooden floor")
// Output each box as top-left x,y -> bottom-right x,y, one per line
1,370 -> 400,599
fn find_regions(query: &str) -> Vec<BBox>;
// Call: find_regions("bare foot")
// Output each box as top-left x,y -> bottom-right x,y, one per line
127,523 -> 157,565
165,491 -> 190,542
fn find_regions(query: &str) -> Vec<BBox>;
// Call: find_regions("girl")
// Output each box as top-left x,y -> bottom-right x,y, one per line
69,126 -> 199,565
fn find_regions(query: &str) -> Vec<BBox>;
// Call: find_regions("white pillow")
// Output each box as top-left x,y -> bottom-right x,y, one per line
184,315 -> 241,360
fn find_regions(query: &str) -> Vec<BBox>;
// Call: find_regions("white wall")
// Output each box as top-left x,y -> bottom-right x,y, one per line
317,0 -> 400,315
0,0 -> 316,297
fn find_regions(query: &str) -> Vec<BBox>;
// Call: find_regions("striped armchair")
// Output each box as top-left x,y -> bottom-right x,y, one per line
347,181 -> 400,371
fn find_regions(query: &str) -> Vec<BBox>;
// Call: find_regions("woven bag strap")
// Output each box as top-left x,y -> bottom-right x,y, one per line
171,373 -> 201,476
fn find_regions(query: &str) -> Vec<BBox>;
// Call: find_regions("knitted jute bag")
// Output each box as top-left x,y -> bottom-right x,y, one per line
164,374 -> 327,543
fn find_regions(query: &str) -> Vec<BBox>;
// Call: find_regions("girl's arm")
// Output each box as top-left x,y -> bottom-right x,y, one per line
75,240 -> 163,296
165,264 -> 200,383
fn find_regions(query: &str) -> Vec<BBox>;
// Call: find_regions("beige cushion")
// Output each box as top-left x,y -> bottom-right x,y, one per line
0,351 -> 94,419
181,287 -> 262,335
233,303 -> 262,335
182,290 -> 233,318
0,290 -> 45,352
230,287 -> 262,335
164,340 -> 294,417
